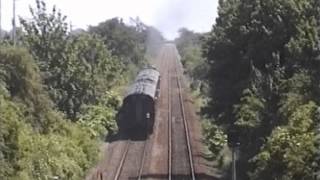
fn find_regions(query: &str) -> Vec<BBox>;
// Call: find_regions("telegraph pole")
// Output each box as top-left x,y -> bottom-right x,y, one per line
232,147 -> 237,180
70,21 -> 73,32
12,0 -> 16,46
228,127 -> 240,180
0,0 -> 2,40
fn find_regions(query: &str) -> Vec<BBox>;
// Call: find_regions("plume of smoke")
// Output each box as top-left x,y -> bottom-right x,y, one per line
153,0 -> 218,40
145,26 -> 165,59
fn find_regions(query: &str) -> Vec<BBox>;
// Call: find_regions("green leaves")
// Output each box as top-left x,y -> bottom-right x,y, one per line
202,119 -> 227,157
89,18 -> 147,67
2,1 -> 162,179
0,94 -> 24,179
175,28 -> 209,92
1,1 -> 125,178
0,46 -> 58,132
78,91 -> 121,138
20,1 -> 123,119
0,45 -> 101,180
204,0 -> 320,178
234,88 -> 265,128
251,102 -> 317,180
15,121 -> 99,180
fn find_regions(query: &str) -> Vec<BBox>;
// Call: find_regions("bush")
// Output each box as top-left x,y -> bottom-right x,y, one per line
0,46 -> 100,180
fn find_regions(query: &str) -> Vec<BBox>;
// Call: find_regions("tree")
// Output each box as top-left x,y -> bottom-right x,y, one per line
0,46 -> 100,180
175,28 -> 209,92
0,46 -> 58,132
204,0 -> 320,178
251,102 -> 317,180
20,0 -> 122,119
89,18 -> 146,66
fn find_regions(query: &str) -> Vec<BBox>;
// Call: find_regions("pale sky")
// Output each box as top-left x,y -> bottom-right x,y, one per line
0,0 -> 218,39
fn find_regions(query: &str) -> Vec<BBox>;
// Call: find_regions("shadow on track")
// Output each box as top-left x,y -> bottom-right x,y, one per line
105,130 -> 148,142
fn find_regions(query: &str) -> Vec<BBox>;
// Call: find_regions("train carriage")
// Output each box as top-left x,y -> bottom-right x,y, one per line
117,67 -> 160,136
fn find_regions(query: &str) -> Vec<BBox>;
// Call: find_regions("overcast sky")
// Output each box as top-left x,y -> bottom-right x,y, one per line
0,0 -> 218,39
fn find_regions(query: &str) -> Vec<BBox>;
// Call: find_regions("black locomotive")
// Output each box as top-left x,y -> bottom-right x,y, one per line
117,66 -> 160,137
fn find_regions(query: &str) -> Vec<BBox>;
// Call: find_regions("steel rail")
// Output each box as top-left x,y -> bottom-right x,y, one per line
113,141 -> 130,180
137,140 -> 148,180
174,49 -> 196,180
167,51 -> 172,180
137,48 -> 167,180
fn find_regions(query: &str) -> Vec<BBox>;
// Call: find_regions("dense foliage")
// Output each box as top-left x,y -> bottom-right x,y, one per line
175,28 -> 209,92
0,46 -> 100,179
202,0 -> 320,179
1,0 -> 164,179
4,0 -> 320,178
89,18 -> 145,66
175,0 -> 320,179
89,18 -> 164,69
20,2 -> 123,119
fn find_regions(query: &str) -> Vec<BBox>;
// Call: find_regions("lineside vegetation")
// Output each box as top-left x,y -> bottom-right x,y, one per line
175,0 -> 320,179
0,0 -> 163,179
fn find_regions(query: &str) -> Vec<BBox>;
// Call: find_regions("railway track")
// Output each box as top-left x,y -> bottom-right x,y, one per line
113,49 -> 168,180
92,45 -> 197,180
168,46 -> 196,180
168,51 -> 172,180
113,141 -> 131,180
113,139 -> 148,180
175,57 -> 196,180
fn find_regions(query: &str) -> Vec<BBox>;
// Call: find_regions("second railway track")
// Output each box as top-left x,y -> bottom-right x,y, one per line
168,45 -> 196,180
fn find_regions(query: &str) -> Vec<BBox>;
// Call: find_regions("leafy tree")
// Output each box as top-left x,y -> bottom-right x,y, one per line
79,91 -> 122,138
89,18 -> 164,67
0,46 -> 59,132
204,0 -> 320,178
202,119 -> 227,157
20,1 -> 122,119
175,28 -> 209,92
0,46 -> 100,180
57,33 -> 122,119
2,1 -> 164,179
16,122 -> 99,180
0,92 -> 24,179
89,18 -> 146,66
250,102 -> 317,180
